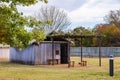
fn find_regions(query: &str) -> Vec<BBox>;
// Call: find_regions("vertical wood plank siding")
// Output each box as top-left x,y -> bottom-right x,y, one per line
34,43 -> 60,64
10,43 -> 61,65
10,46 -> 34,64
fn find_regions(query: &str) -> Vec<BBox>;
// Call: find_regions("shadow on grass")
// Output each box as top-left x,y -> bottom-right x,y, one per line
0,62 -> 34,68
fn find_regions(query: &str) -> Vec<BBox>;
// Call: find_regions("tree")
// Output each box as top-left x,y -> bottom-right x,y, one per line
73,27 -> 92,35
93,24 -> 120,46
0,0 -> 47,49
102,25 -> 120,46
0,0 -> 48,5
70,26 -> 93,47
104,9 -> 120,29
36,5 -> 71,35
31,28 -> 46,42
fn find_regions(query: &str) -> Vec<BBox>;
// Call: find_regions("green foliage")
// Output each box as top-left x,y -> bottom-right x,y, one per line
71,26 -> 93,47
9,27 -> 46,49
0,0 -> 47,49
10,27 -> 32,49
93,24 -> 120,47
73,27 -> 92,35
0,0 -> 48,6
32,28 -> 46,43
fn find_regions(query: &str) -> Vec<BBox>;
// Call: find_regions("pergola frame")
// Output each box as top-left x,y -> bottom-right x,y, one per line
48,34 -> 102,67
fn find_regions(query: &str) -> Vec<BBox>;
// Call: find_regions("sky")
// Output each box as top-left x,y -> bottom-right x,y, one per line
17,0 -> 120,30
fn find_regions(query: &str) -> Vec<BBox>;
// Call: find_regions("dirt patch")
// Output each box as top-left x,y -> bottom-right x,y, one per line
0,58 -> 9,62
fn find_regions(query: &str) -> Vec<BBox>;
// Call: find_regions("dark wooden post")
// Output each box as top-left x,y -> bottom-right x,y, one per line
80,37 -> 83,62
68,41 -> 71,68
51,38 -> 55,65
98,36 -> 101,67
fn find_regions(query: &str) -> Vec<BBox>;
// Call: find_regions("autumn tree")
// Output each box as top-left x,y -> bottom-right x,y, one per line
0,0 -> 47,49
93,24 -> 120,46
36,5 -> 71,35
104,9 -> 120,29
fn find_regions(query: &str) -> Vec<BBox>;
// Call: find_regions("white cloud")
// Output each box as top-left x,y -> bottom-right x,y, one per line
17,0 -> 87,16
69,0 -> 120,24
48,0 -> 87,11
17,1 -> 44,16
17,0 -> 120,28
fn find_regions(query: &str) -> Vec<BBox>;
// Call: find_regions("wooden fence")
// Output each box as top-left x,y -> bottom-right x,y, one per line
70,47 -> 120,57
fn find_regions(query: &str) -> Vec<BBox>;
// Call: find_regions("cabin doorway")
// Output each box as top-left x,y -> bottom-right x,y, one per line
60,43 -> 68,64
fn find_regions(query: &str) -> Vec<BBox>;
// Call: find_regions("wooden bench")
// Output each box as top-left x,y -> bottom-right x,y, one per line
79,61 -> 87,66
48,59 -> 60,65
69,60 -> 75,67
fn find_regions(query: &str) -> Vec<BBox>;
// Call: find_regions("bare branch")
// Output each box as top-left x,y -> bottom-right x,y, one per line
104,9 -> 120,29
36,5 -> 71,35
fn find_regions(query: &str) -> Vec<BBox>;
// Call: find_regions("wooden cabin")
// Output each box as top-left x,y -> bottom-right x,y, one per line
10,37 -> 69,65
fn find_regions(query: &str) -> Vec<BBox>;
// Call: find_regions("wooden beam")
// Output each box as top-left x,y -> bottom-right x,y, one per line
40,41 -> 68,44
67,42 -> 70,68
48,34 -> 102,39
81,37 -> 83,62
98,37 -> 101,67
51,38 -> 55,65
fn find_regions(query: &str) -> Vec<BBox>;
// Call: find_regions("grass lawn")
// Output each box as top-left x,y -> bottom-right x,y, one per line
0,57 -> 120,80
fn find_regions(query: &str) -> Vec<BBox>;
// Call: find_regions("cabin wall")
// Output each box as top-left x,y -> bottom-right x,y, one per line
10,46 -> 35,64
10,43 -> 61,65
34,43 -> 61,65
